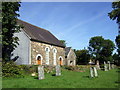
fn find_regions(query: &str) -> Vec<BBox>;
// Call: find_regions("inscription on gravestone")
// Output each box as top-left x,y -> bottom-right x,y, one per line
38,66 -> 44,80
56,65 -> 61,76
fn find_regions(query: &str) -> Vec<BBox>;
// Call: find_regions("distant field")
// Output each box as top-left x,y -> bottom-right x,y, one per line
2,68 -> 119,88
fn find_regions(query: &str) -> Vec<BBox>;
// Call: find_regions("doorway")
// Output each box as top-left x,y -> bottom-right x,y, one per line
37,56 -> 41,65
59,57 -> 62,65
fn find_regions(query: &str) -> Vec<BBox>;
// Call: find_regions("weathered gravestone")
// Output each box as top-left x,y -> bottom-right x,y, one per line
56,65 -> 61,76
104,61 -> 108,71
90,67 -> 94,78
96,60 -> 100,70
38,66 -> 44,80
111,64 -> 114,69
93,67 -> 98,77
90,67 -> 98,78
108,61 -> 111,70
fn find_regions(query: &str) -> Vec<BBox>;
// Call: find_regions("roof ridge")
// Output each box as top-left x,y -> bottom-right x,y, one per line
17,19 -> 49,32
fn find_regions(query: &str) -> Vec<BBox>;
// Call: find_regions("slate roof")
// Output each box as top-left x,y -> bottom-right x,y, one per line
65,47 -> 71,56
17,19 -> 65,47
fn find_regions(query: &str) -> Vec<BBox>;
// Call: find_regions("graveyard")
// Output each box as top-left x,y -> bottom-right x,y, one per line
2,65 -> 119,88
2,2 -> 120,89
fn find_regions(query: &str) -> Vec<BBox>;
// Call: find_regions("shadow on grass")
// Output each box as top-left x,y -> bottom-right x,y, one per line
51,74 -> 56,76
33,76 -> 38,79
83,76 -> 89,78
115,81 -> 120,84
116,71 -> 120,73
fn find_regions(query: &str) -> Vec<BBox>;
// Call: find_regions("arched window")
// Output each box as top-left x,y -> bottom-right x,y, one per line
45,47 -> 50,65
36,54 -> 43,65
53,48 -> 57,65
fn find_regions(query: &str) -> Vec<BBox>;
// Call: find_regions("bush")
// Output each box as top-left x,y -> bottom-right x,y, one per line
19,65 -> 38,74
44,65 -> 55,73
63,65 -> 80,71
2,61 -> 24,78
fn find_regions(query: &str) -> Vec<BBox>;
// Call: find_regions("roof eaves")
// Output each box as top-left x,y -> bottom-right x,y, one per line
31,39 -> 65,48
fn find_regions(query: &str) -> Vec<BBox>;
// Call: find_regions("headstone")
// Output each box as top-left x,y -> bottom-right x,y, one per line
90,67 -> 94,78
108,61 -> 111,70
104,61 -> 108,71
111,64 -> 114,69
56,65 -> 61,76
38,66 -> 44,80
93,67 -> 98,77
96,60 -> 100,70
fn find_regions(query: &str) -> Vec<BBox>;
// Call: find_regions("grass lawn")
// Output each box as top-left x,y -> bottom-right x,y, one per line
2,68 -> 119,88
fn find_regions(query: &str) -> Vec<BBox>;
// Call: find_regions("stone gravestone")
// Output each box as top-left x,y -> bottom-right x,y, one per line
38,66 -> 44,80
111,64 -> 114,69
56,65 -> 61,76
104,61 -> 108,71
96,60 -> 100,70
93,67 -> 98,77
108,61 -> 111,70
90,67 -> 94,78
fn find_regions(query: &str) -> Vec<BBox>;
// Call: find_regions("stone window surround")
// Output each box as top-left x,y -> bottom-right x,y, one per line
53,48 -> 57,65
45,47 -> 50,65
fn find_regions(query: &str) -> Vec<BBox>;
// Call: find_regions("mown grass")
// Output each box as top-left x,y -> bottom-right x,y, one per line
2,68 -> 119,88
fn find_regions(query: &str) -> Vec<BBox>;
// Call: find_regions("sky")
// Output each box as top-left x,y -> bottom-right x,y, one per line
18,2 -> 118,50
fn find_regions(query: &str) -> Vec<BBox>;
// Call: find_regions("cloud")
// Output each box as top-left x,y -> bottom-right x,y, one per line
56,8 -> 107,38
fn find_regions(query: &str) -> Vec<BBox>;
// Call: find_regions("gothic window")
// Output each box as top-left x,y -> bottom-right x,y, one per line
45,47 -> 50,65
53,48 -> 57,65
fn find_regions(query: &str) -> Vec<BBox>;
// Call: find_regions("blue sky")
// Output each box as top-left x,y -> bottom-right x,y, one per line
18,2 -> 118,50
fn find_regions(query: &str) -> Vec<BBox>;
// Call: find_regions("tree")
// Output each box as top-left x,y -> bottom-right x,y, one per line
2,2 -> 21,62
100,39 -> 115,63
115,35 -> 120,56
60,40 -> 67,47
108,1 -> 120,64
0,5 -> 2,59
88,36 -> 104,63
108,1 -> 120,24
113,53 -> 119,66
88,36 -> 115,64
75,49 -> 90,65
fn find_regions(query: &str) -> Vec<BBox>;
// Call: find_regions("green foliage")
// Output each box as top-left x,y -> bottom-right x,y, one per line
63,65 -> 78,71
108,1 -> 120,23
59,40 -> 67,47
113,53 -> 120,66
100,39 -> 115,63
2,61 -> 24,77
63,65 -> 87,72
88,36 -> 104,59
88,36 -> 115,64
75,49 -> 90,65
19,65 -> 38,75
44,65 -> 55,74
18,65 -> 56,75
2,2 -> 22,62
108,1 -> 120,61
115,35 -> 120,56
